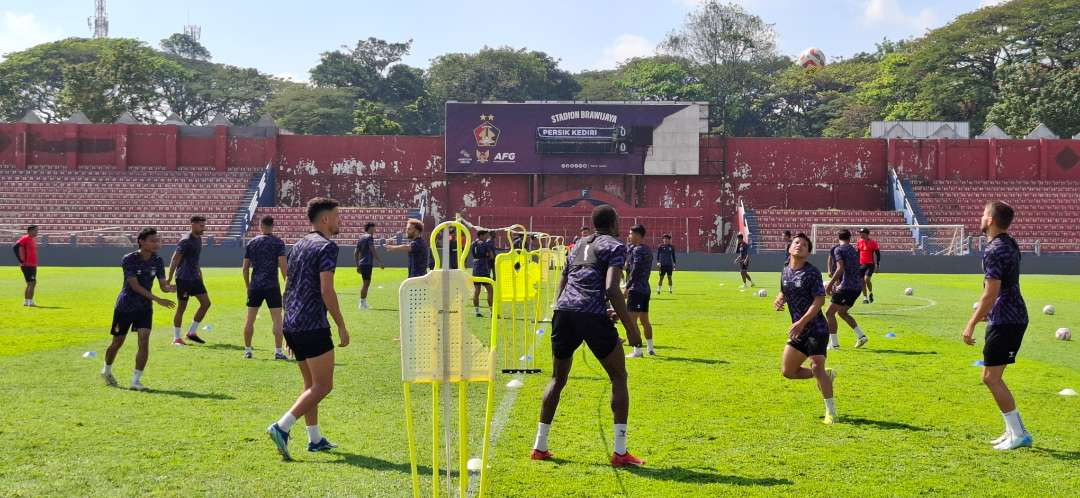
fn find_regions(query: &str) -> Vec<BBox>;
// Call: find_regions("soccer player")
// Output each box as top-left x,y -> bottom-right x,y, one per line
354,222 -> 385,310
14,225 -> 38,306
102,228 -> 176,391
471,229 -> 496,317
736,233 -> 754,288
385,219 -> 428,278
825,230 -> 868,349
774,233 -> 837,424
167,215 -> 211,345
856,228 -> 881,304
655,234 -> 676,294
625,225 -> 655,358
963,201 -> 1032,450
531,205 -> 645,468
242,216 -> 288,360
266,198 -> 349,460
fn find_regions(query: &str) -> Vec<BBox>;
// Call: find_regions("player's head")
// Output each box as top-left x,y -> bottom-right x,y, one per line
982,201 -> 1015,234
592,204 -> 618,234
737,233 -> 744,241
364,222 -> 376,234
789,232 -> 813,259
27,225 -> 38,237
858,227 -> 870,239
629,224 -> 646,244
190,215 -> 207,236
406,219 -> 424,239
837,229 -> 851,242
306,197 -> 340,235
662,234 -> 671,243
136,227 -> 161,252
260,216 -> 274,235
477,229 -> 489,240
783,230 -> 792,241
580,226 -> 592,237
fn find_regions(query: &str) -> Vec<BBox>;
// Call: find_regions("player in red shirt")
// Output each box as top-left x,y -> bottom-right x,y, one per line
14,225 -> 38,306
856,228 -> 881,304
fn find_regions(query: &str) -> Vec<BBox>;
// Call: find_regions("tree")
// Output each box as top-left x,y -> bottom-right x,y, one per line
310,37 -> 412,96
573,70 -> 630,101
60,39 -> 181,123
352,99 -> 404,135
157,57 -> 274,125
382,64 -> 425,104
160,33 -> 211,61
615,56 -> 705,101
0,38 -> 113,122
987,63 -> 1080,137
264,84 -> 358,135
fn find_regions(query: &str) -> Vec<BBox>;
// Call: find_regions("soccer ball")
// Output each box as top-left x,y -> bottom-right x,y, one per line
904,288 -> 914,296
1043,305 -> 1055,315
757,289 -> 768,297
797,47 -> 826,68
972,302 -> 979,310
1056,328 -> 1072,341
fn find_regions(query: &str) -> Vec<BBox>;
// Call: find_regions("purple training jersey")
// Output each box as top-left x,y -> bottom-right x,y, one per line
283,231 -> 338,332
556,234 -> 627,315
355,233 -> 375,267
408,237 -> 429,278
830,243 -> 863,292
781,262 -> 828,336
983,233 -> 1027,326
115,251 -> 165,313
175,233 -> 202,280
245,234 -> 286,290
625,243 -> 653,294
471,239 -> 494,277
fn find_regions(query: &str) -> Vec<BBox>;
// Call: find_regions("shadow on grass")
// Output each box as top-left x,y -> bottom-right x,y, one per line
368,307 -> 400,312
860,349 -> 938,356
147,389 -> 235,400
613,465 -> 793,486
28,305 -> 70,310
1031,447 -> 1080,461
651,356 -> 728,366
205,343 -> 246,351
329,451 -> 436,474
843,416 -> 927,432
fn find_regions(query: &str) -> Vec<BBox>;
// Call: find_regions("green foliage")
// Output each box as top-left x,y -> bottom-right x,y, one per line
427,47 -> 579,103
614,56 -> 705,102
264,84 -> 358,135
573,70 -> 630,101
352,99 -> 404,135
987,63 -> 1080,138
160,33 -> 211,61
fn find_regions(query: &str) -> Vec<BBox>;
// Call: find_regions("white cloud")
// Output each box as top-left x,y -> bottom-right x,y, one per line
0,11 -> 63,60
859,0 -> 937,32
593,34 -> 655,70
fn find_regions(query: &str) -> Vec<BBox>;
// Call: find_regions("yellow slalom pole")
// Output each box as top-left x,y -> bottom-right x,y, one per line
432,382 -> 440,498
404,383 -> 421,498
458,380 -> 468,498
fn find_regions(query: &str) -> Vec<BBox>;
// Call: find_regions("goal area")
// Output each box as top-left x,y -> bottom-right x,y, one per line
809,224 -> 967,256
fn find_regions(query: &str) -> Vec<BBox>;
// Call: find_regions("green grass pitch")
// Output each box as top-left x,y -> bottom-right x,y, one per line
2,267 -> 1078,496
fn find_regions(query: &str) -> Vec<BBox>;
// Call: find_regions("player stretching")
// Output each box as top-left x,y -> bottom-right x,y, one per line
14,225 -> 38,306
471,229 -> 496,317
531,205 -> 645,468
856,228 -> 880,304
242,216 -> 288,360
655,234 -> 676,294
167,216 -> 210,345
266,198 -> 349,460
354,222 -> 385,310
625,225 -> 655,358
775,233 -> 837,424
385,219 -> 428,278
102,228 -> 176,391
963,201 -> 1032,450
825,230 -> 868,349
736,233 -> 754,288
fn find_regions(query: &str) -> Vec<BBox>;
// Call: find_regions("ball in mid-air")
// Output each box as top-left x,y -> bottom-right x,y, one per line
904,288 -> 914,296
1043,305 -> 1055,315
1056,328 -> 1072,341
797,47 -> 826,68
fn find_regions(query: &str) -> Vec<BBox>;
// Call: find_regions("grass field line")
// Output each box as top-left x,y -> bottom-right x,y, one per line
466,374 -> 525,497
854,296 -> 938,316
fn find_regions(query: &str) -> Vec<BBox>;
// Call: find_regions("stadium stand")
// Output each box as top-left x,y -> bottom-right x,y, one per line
0,166 -> 261,246
750,209 -> 915,252
911,179 -> 1080,253
245,206 -> 414,245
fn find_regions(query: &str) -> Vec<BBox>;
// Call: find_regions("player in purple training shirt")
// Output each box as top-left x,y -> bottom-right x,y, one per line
963,201 -> 1032,451
531,205 -> 645,468
266,198 -> 349,460
471,229 -> 496,317
385,219 -> 429,278
824,229 -> 868,350
167,215 -> 211,346
624,224 -> 655,358
242,216 -> 289,360
774,233 -> 837,424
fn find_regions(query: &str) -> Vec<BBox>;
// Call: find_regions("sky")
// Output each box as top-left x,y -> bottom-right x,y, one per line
1,0 -> 1008,81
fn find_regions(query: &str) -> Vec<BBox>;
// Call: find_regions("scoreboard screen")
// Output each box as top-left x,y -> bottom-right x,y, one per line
535,126 -> 630,155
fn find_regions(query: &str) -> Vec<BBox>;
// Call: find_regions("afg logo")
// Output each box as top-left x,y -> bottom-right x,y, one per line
473,114 -> 499,147
493,152 -> 516,163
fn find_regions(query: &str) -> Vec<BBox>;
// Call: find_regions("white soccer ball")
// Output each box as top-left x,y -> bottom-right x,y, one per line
904,288 -> 914,296
757,289 -> 768,297
467,458 -> 483,472
1043,305 -> 1055,315
1056,328 -> 1072,341
972,302 -> 979,310
797,47 -> 826,68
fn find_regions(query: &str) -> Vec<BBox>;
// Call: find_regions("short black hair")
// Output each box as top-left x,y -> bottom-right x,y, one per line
27,225 -> 37,232
783,230 -> 792,237
477,229 -> 488,237
580,226 -> 591,233
137,227 -> 158,244
737,233 -> 744,239
190,215 -> 206,224
838,229 -> 851,241
591,205 -> 617,231
662,234 -> 671,239
986,201 -> 1015,229
261,216 -> 274,226
631,224 -> 646,237
306,197 -> 340,222
858,228 -> 870,234
794,232 -> 813,253
364,222 -> 376,232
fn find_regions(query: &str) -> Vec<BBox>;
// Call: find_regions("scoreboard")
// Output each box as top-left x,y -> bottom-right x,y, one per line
535,126 -> 630,155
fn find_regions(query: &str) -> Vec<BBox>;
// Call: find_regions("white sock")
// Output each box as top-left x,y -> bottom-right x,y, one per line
533,422 -> 551,451
188,321 -> 200,335
307,425 -> 323,444
132,369 -> 143,385
824,398 -> 837,416
613,424 -> 628,454
829,334 -> 840,347
102,363 -> 112,375
646,338 -> 654,352
24,299 -> 29,305
277,412 -> 297,432
173,327 -> 182,340
631,346 -> 641,355
1003,409 -> 1027,437
275,347 -> 283,355
244,346 -> 253,354
853,326 -> 866,339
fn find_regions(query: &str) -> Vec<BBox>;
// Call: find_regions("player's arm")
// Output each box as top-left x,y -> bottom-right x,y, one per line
826,252 -> 835,278
278,255 -> 288,282
128,276 -> 175,308
320,271 -> 349,347
606,266 -> 642,347
874,248 -> 881,266
773,291 -> 786,311
826,259 -> 844,292
372,245 -> 385,267
157,276 -> 175,294
15,241 -> 25,264
964,278 -> 1000,345
166,249 -> 181,282
384,243 -> 410,253
353,244 -> 361,263
242,258 -> 251,288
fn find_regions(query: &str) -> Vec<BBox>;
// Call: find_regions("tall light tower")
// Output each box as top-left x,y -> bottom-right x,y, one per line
87,0 -> 109,39
184,24 -> 202,43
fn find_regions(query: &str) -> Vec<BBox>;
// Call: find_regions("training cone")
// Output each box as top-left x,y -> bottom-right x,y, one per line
972,360 -> 985,367
885,332 -> 897,338
506,378 -> 524,389
82,351 -> 97,358
1058,388 -> 1077,396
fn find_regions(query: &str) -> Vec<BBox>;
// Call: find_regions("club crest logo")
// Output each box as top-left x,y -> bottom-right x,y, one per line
473,114 -> 499,148
476,150 -> 490,163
